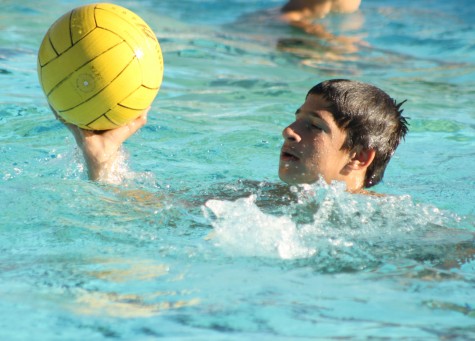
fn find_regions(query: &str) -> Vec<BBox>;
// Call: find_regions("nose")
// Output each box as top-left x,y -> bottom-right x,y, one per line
282,125 -> 301,143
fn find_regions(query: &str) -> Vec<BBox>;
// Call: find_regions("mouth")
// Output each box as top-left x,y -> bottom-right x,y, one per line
280,147 -> 299,162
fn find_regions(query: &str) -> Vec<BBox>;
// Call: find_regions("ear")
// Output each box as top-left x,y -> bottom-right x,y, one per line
347,148 -> 376,170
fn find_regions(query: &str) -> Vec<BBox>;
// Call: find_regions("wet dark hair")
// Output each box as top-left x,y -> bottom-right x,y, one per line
307,79 -> 409,188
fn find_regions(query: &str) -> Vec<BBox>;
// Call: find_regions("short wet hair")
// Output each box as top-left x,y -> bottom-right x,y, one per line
307,79 -> 409,187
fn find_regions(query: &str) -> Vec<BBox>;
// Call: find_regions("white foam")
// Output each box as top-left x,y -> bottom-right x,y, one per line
203,182 -> 471,269
205,195 -> 316,259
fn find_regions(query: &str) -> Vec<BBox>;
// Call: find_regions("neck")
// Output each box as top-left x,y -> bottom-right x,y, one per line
343,172 -> 366,193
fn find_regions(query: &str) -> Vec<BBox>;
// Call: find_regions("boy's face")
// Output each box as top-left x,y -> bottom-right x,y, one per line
279,94 -> 352,185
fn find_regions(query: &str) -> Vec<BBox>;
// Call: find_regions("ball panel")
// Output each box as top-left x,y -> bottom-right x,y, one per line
87,112 -> 121,130
38,34 -> 59,67
138,48 -> 163,89
86,105 -> 144,130
95,7 -> 146,44
94,5 -> 164,89
105,106 -> 144,127
49,41 -> 138,112
119,85 -> 159,109
41,28 -> 124,96
48,11 -> 73,55
95,3 -> 153,38
70,5 -> 97,44
56,57 -> 142,129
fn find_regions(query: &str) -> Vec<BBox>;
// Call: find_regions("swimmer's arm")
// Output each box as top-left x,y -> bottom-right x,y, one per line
54,107 -> 149,181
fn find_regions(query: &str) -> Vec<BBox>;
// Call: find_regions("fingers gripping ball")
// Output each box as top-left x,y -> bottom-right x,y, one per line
37,3 -> 163,130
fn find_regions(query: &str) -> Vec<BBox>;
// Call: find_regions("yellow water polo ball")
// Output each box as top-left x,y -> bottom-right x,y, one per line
37,3 -> 164,130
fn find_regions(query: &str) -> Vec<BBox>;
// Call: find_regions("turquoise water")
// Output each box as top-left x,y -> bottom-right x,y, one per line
1,0 -> 475,339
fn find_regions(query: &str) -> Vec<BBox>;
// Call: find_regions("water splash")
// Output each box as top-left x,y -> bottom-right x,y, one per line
204,181 -> 473,272
205,194 -> 315,259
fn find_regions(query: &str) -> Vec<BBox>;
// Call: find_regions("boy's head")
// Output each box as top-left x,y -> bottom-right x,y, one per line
279,79 -> 408,190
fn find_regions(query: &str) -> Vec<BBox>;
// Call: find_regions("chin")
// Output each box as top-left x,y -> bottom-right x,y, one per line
278,168 -> 295,185
278,171 -> 304,185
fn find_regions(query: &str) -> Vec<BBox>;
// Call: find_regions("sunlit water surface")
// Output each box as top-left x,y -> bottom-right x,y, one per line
1,0 -> 474,339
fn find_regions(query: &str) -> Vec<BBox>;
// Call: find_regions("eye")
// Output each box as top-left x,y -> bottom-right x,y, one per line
304,121 -> 323,131
311,124 -> 324,131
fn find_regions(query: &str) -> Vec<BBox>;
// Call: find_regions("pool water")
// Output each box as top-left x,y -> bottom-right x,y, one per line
1,0 -> 475,339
